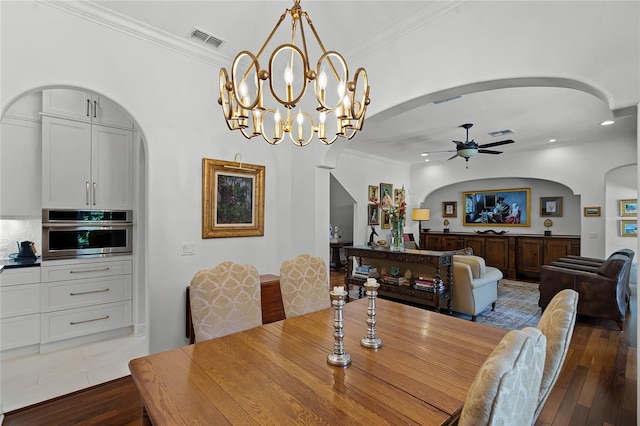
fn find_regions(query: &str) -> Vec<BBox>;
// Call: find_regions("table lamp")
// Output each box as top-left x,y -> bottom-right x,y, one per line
412,208 -> 431,232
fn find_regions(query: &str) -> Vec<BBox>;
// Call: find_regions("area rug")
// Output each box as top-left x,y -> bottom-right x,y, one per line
469,279 -> 542,330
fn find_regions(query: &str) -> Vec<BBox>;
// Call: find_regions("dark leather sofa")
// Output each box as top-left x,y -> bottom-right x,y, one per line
549,249 -> 635,305
539,253 -> 632,330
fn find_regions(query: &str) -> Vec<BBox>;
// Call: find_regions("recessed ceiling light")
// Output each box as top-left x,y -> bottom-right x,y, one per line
600,120 -> 615,126
548,139 -> 556,143
421,152 -> 428,157
424,158 -> 430,162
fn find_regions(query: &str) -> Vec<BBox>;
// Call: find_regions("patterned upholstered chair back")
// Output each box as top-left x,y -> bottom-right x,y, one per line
279,253 -> 331,318
459,327 -> 547,426
533,289 -> 578,421
189,261 -> 262,342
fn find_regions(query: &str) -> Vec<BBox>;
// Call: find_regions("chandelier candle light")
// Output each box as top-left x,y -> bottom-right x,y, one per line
218,0 -> 371,146
327,285 -> 351,366
361,278 -> 382,349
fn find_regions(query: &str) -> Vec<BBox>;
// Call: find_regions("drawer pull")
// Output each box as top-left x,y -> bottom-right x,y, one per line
70,315 -> 109,325
69,267 -> 110,274
70,288 -> 109,296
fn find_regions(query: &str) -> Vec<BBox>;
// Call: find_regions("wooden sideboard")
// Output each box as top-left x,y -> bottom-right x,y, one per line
344,245 -> 453,313
419,232 -> 580,279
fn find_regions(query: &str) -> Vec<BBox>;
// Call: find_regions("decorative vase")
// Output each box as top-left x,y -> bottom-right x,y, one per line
389,216 -> 404,251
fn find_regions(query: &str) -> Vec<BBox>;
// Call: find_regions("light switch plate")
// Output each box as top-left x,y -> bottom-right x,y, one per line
181,242 -> 195,255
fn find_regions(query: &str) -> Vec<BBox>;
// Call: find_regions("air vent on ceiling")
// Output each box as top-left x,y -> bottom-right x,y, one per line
488,129 -> 515,137
188,27 -> 225,49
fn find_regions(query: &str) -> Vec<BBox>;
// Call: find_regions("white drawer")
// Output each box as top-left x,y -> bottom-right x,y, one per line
0,267 -> 41,286
41,259 -> 132,283
1,314 -> 40,350
41,275 -> 131,312
41,300 -> 132,343
1,283 -> 40,318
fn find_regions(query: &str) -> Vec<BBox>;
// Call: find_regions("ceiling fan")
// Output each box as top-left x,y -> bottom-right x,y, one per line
429,123 -> 515,166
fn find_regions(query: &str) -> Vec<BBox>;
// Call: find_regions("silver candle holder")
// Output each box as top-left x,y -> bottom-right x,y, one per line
327,286 -> 351,367
360,278 -> 383,349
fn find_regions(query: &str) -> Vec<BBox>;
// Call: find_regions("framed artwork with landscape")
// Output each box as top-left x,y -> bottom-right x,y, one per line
619,220 -> 637,237
584,206 -> 601,217
619,199 -> 637,217
540,196 -> 563,217
442,201 -> 457,218
463,188 -> 530,227
202,158 -> 265,238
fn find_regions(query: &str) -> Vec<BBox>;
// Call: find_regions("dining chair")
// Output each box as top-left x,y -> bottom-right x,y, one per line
459,327 -> 547,426
279,253 -> 331,318
189,261 -> 262,342
533,288 -> 579,422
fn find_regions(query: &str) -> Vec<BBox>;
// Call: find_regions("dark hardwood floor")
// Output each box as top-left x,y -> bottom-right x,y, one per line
4,271 -> 636,425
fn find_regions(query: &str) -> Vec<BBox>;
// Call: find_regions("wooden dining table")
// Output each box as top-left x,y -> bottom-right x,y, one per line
129,298 -> 507,425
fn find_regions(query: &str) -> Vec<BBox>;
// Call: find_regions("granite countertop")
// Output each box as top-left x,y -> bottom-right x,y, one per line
0,257 -> 41,271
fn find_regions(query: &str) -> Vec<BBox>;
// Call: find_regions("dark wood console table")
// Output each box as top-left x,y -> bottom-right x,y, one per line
419,231 -> 579,279
329,241 -> 352,271
344,245 -> 453,313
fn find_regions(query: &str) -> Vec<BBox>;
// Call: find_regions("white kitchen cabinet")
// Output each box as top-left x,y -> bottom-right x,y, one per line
40,257 -> 133,344
0,267 -> 41,352
42,115 -> 134,209
42,89 -> 133,129
0,117 -> 42,217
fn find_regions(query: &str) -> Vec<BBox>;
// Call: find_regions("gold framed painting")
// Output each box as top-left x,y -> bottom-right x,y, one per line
202,158 -> 265,238
540,196 -> 563,217
463,188 -> 530,226
583,206 -> 601,217
619,199 -> 637,217
368,185 -> 378,201
442,201 -> 457,218
619,220 -> 637,237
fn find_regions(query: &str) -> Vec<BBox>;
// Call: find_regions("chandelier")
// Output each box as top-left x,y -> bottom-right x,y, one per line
218,0 -> 370,146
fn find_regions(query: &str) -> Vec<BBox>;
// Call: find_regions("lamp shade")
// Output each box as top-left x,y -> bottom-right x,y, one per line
412,208 -> 431,221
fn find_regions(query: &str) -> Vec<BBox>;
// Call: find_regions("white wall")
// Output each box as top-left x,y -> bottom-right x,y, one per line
605,165 -> 638,257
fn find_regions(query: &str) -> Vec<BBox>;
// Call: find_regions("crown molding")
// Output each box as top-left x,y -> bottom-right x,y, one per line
39,0 -> 230,68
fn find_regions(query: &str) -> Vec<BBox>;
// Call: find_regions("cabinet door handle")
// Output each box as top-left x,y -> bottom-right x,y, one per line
85,182 -> 90,205
93,100 -> 97,118
70,315 -> 109,325
70,288 -> 110,296
93,182 -> 97,205
69,267 -> 110,274
86,99 -> 91,117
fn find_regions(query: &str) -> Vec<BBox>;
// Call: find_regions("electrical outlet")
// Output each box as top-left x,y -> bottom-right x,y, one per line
181,242 -> 195,255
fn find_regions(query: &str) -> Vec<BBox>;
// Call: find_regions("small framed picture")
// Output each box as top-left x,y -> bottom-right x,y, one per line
368,185 -> 378,201
583,206 -> 601,217
619,220 -> 637,237
619,199 -> 637,217
379,183 -> 393,206
442,201 -> 457,218
381,209 -> 391,229
368,204 -> 379,225
540,196 -> 563,217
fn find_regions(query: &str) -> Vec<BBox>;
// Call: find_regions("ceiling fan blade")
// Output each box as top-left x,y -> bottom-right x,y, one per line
424,149 -> 457,154
447,153 -> 459,161
478,149 -> 503,155
478,139 -> 515,149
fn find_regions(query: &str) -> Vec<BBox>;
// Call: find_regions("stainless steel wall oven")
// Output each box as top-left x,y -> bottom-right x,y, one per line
42,209 -> 133,259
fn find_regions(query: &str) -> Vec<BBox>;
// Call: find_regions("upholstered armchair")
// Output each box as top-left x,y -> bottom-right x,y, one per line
451,255 -> 503,321
540,253 -> 630,330
550,249 -> 634,305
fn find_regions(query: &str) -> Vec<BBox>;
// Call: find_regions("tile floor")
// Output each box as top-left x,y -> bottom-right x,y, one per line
1,333 -> 148,412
